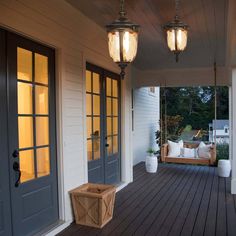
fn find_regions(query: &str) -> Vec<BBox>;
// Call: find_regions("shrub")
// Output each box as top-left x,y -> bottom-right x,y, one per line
216,143 -> 229,164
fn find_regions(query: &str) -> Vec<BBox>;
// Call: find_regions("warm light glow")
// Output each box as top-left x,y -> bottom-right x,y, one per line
167,28 -> 187,52
108,31 -> 120,62
108,30 -> 138,63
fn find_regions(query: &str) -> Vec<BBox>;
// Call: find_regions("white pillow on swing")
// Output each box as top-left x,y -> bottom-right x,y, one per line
168,140 -> 184,157
198,142 -> 212,158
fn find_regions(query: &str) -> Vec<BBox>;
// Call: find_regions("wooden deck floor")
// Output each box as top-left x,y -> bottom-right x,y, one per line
58,163 -> 236,236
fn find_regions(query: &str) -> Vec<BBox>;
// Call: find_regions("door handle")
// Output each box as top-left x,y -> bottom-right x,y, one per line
13,162 -> 21,187
105,143 -> 109,147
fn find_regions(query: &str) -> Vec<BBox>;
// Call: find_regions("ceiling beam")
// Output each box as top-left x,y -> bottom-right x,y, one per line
132,66 -> 230,88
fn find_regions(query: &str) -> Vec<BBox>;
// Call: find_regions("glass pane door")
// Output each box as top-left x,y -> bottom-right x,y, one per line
86,63 -> 120,184
17,47 -> 50,183
86,70 -> 101,161
7,31 -> 58,236
106,77 -> 119,156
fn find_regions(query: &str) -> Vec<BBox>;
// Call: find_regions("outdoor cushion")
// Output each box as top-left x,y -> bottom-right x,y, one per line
198,142 -> 211,158
168,140 -> 183,157
182,147 -> 196,158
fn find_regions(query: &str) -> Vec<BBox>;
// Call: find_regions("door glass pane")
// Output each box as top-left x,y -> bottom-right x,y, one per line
18,82 -> 33,114
93,117 -> 100,138
106,77 -> 112,96
93,73 -> 100,94
87,117 -> 92,139
113,117 -> 118,135
17,47 -> 32,81
113,136 -> 118,154
106,98 -> 112,116
86,70 -> 92,92
19,149 -> 35,183
93,95 -> 100,115
107,136 -> 112,155
87,140 -> 92,161
35,53 -> 48,85
94,139 -> 100,160
107,117 -> 112,136
113,99 -> 118,116
36,147 -> 50,177
18,117 -> 33,148
35,85 -> 48,114
36,117 -> 49,146
113,80 -> 118,97
86,94 -> 92,115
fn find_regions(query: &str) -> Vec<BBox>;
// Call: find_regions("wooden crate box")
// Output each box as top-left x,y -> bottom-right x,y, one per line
70,183 -> 116,228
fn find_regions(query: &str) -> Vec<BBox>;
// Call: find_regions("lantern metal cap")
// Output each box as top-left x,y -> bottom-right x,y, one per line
106,0 -> 139,32
106,14 -> 139,32
106,18 -> 139,32
163,15 -> 189,30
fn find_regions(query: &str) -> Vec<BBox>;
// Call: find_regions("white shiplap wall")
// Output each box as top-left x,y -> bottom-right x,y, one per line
0,0 -> 133,230
133,87 -> 160,165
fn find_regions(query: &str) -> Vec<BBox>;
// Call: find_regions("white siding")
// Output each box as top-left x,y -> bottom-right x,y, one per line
133,87 -> 160,165
0,0 -> 133,231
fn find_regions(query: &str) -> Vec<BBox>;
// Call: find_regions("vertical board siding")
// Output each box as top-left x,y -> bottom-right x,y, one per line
0,0 -> 129,224
133,87 -> 160,165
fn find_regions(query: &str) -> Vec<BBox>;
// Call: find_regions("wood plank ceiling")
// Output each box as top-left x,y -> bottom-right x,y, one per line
67,0 -> 228,71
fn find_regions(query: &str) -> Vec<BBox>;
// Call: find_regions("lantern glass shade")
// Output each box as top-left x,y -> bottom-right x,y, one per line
108,30 -> 138,63
166,28 -> 188,52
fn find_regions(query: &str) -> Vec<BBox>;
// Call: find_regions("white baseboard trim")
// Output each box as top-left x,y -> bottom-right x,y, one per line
231,178 -> 236,194
44,220 -> 73,236
116,182 -> 129,192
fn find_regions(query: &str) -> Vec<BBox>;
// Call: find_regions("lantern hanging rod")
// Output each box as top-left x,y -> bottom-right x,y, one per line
119,0 -> 126,17
175,0 -> 180,17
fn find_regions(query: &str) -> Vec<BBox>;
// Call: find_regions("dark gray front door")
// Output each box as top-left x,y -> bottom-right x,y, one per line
0,29 -> 12,236
104,71 -> 121,184
2,31 -> 58,236
86,63 -> 121,184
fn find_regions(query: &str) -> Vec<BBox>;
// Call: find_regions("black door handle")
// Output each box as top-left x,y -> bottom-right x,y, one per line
105,143 -> 109,147
13,162 -> 21,187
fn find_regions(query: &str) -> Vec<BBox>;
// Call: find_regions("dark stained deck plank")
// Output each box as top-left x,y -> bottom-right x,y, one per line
204,165 -> 219,236
114,165 -> 193,236
57,163 -> 236,236
216,177 -> 227,236
148,166 -> 202,236
167,166 -> 208,236
156,166 -> 202,236
136,165 -> 195,236
226,176 -> 236,236
191,168 -> 215,236
97,165 -> 184,235
115,165 -> 166,207
180,167 -> 212,236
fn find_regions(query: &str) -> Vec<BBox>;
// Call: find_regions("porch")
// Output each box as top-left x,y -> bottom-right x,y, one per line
59,163 -> 236,236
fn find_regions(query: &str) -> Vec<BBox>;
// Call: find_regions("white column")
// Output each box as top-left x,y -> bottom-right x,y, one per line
231,69 -> 236,193
121,67 -> 133,184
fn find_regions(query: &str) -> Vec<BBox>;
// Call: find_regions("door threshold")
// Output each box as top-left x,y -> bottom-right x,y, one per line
36,220 -> 72,236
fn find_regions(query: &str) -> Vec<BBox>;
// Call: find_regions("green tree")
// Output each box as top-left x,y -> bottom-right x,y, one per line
160,86 -> 229,132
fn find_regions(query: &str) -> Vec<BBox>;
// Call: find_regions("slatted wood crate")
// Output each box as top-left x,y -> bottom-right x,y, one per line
70,183 -> 116,228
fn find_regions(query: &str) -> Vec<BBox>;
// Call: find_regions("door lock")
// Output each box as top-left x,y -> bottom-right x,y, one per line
12,149 -> 19,158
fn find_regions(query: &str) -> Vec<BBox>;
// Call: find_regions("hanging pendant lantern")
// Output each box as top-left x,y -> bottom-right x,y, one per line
106,0 -> 140,79
164,0 -> 189,62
